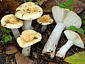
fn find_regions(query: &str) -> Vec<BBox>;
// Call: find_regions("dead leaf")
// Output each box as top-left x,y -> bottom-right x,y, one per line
15,52 -> 33,64
43,0 -> 57,7
0,0 -> 19,19
39,0 -> 47,5
42,0 -> 57,13
79,0 -> 85,4
80,34 -> 85,45
35,0 -> 47,5
56,0 -> 85,13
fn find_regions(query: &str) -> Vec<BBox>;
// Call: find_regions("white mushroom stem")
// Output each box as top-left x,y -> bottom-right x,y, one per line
22,46 -> 31,56
22,20 -> 33,30
11,29 -> 20,40
41,25 -> 47,32
56,40 -> 73,58
42,22 -> 65,58
22,20 -> 33,56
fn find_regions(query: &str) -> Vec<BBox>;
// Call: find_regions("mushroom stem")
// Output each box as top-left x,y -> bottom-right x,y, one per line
11,29 -> 20,39
42,22 -> 65,58
22,46 -> 31,56
56,40 -> 73,58
22,20 -> 33,30
41,25 -> 47,32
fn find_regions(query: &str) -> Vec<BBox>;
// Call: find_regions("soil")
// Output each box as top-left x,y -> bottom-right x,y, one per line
0,0 -> 85,64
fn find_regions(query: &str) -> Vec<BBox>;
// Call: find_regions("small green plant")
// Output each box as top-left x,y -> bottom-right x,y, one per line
82,17 -> 85,29
0,0 -> 2,1
58,0 -> 74,10
0,27 -> 12,44
68,26 -> 84,34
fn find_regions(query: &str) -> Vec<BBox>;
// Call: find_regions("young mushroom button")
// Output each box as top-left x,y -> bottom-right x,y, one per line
17,30 -> 42,56
1,14 -> 23,39
15,2 -> 43,30
42,6 -> 82,59
37,15 -> 53,32
56,30 -> 84,58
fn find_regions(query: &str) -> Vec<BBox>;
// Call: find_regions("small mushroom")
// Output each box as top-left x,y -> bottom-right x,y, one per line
17,30 -> 42,56
1,14 -> 23,39
37,15 -> 53,32
56,30 -> 84,58
4,44 -> 18,54
42,6 -> 82,59
15,2 -> 43,30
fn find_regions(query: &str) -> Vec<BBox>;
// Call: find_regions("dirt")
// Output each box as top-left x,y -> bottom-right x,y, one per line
0,0 -> 85,64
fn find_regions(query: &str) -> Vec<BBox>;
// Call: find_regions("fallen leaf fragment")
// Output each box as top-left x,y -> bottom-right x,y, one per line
15,52 -> 33,64
35,0 -> 47,5
0,0 -> 19,19
43,0 -> 57,7
64,51 -> 85,64
4,44 -> 18,54
80,34 -> 85,45
39,0 -> 47,5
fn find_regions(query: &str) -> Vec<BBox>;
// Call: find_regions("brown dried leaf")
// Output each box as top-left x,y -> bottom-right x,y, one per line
39,0 -> 47,5
15,52 -> 33,64
56,0 -> 85,13
0,0 -> 20,19
42,0 -> 57,13
80,34 -> 85,45
35,0 -> 47,5
43,0 -> 57,7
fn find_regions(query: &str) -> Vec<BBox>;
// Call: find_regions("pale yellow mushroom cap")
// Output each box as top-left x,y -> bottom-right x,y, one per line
1,14 -> 23,29
15,2 -> 43,20
17,30 -> 42,48
37,15 -> 53,25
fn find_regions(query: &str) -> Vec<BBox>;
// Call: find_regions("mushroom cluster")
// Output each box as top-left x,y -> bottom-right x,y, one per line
42,6 -> 83,59
0,1 -> 84,61
15,2 -> 43,30
0,2 -> 44,56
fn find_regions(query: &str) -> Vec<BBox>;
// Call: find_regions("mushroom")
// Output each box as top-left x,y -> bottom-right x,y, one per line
56,30 -> 84,58
1,14 -> 23,39
37,15 -> 53,32
15,2 -> 43,30
42,6 -> 82,59
17,30 -> 42,56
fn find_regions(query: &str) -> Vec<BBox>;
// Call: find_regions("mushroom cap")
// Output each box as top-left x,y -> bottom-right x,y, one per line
15,2 -> 43,20
17,30 -> 42,48
1,14 -> 23,29
64,30 -> 84,48
52,6 -> 82,29
37,15 -> 53,25
52,6 -> 70,23
63,11 -> 82,29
